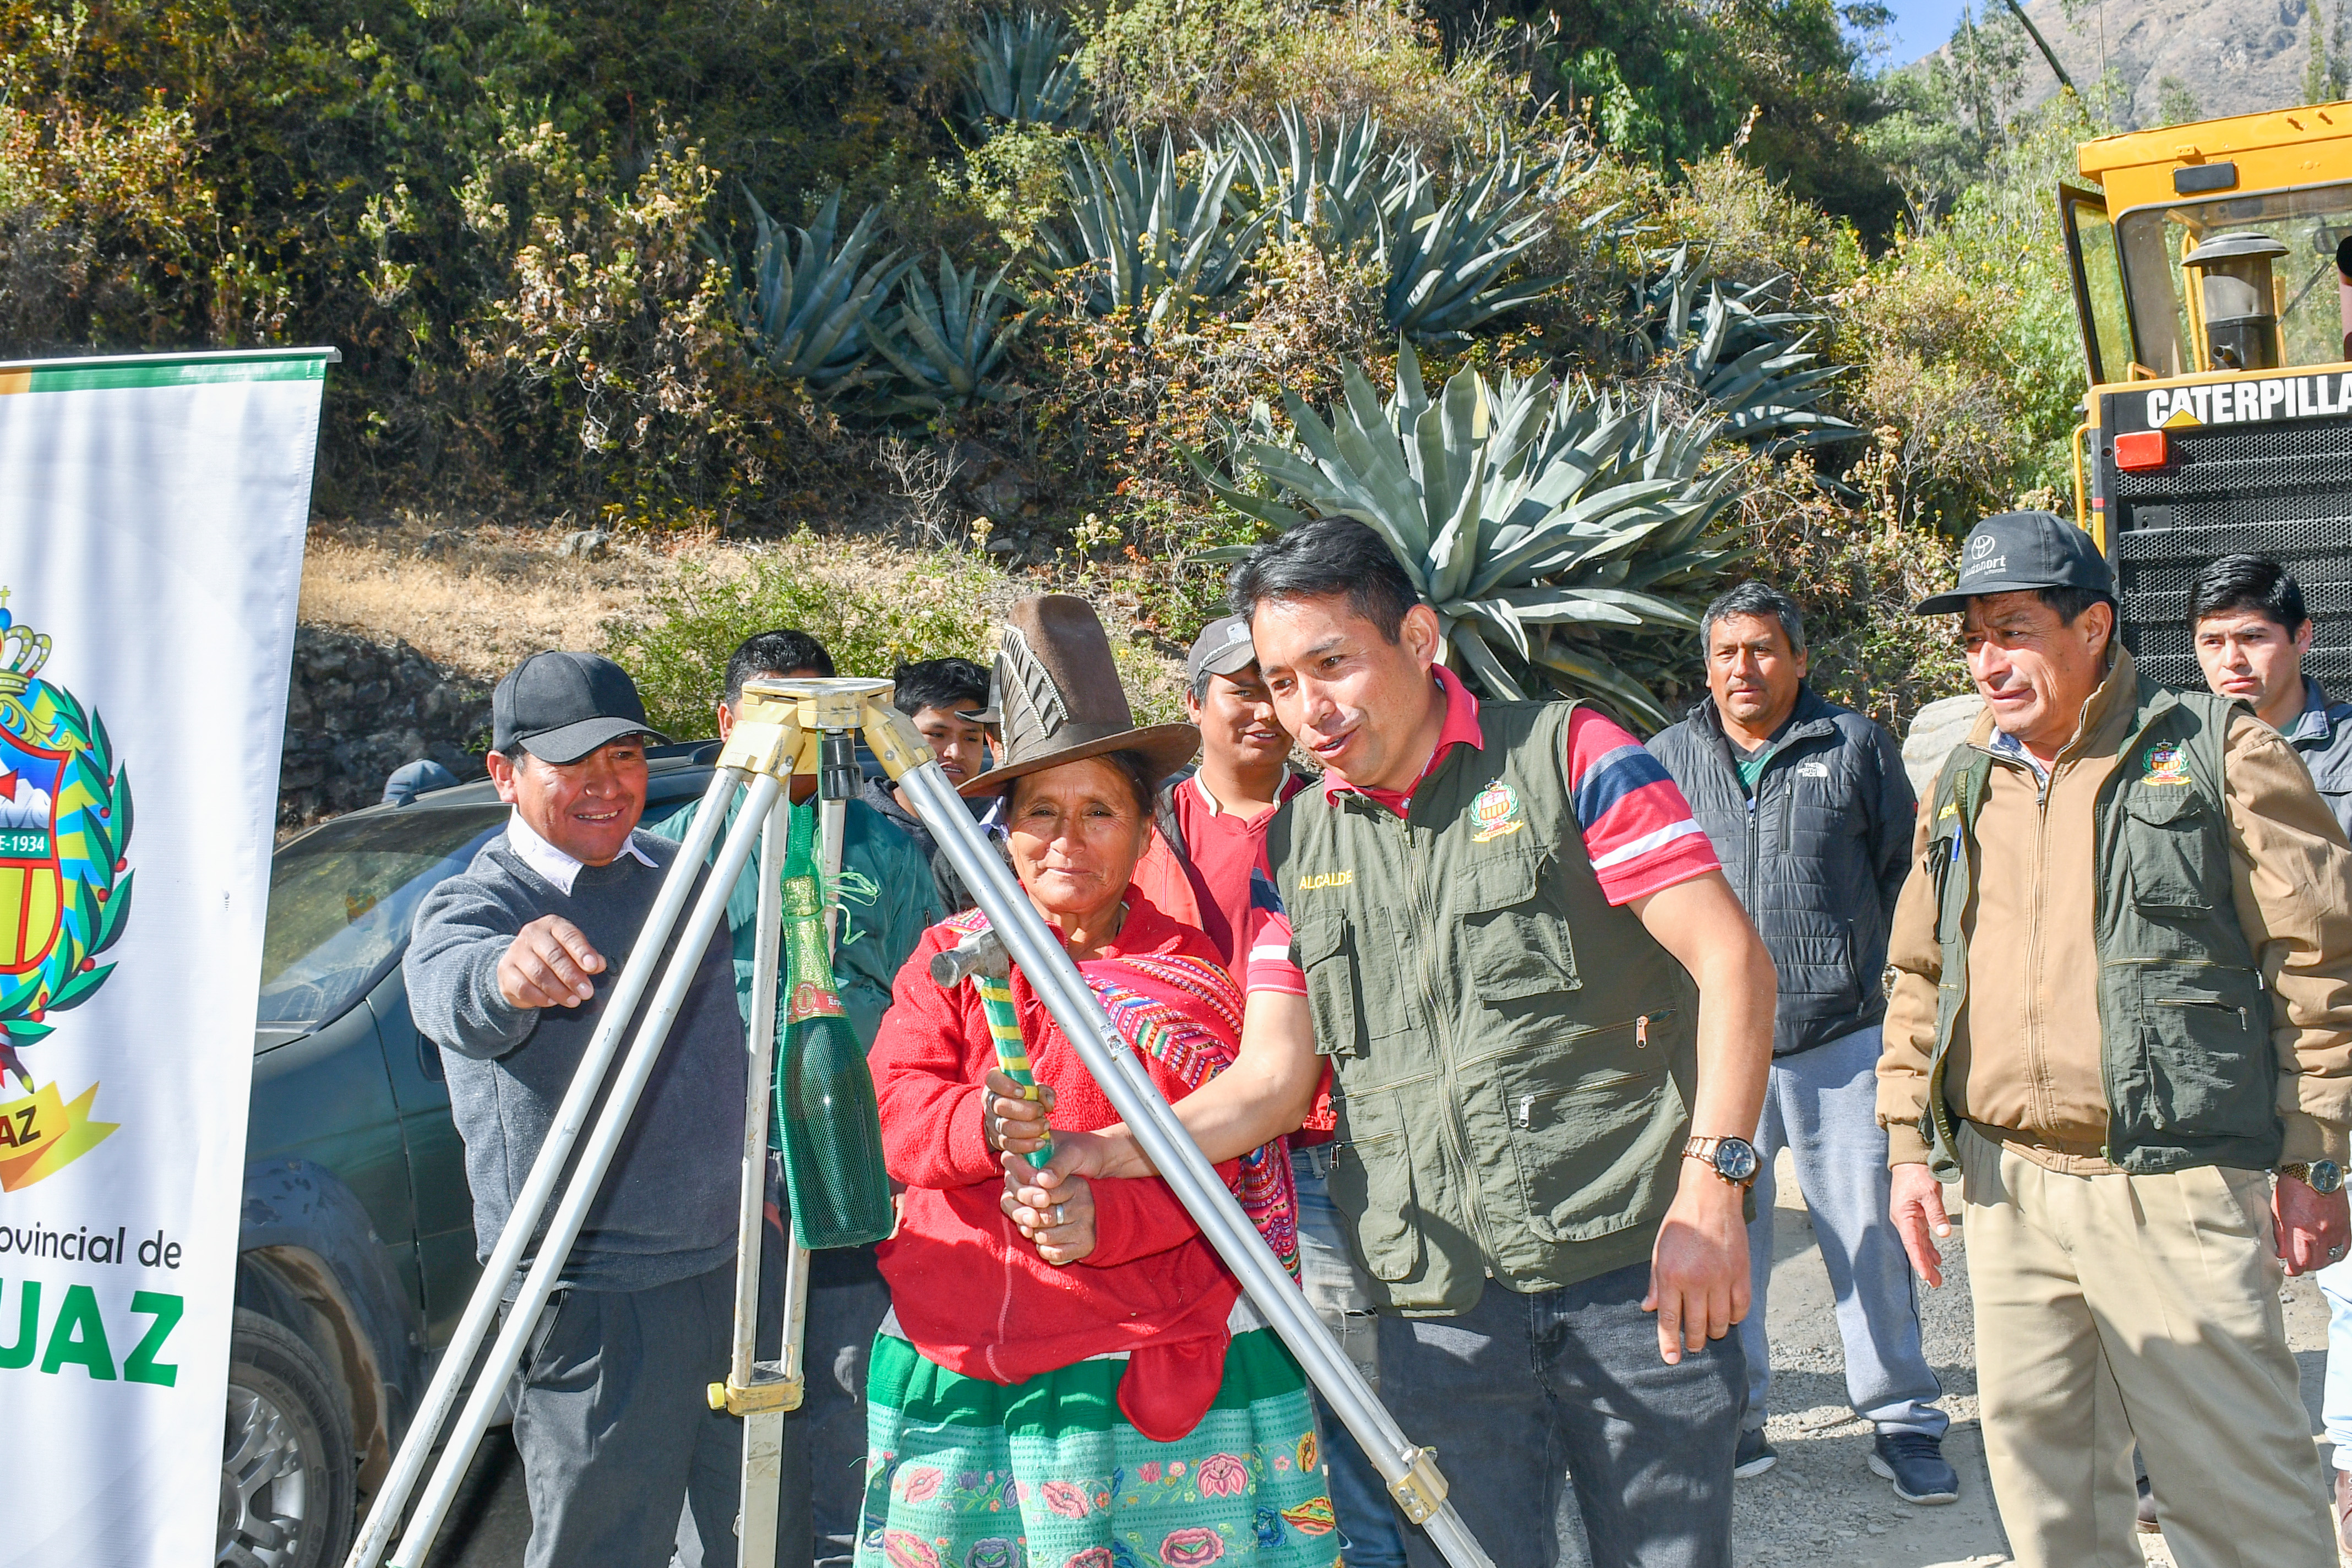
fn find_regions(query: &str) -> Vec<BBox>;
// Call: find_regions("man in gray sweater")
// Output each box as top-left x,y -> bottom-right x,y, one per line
406,651 -> 748,1568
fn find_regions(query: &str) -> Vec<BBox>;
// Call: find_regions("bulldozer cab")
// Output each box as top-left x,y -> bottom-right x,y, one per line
2065,104 -> 2352,694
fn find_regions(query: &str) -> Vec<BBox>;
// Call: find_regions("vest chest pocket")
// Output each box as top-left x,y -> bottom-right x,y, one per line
2120,786 -> 2229,913
1459,843 -> 1580,1002
1296,912 -> 1370,1058
1326,1086 -> 1424,1281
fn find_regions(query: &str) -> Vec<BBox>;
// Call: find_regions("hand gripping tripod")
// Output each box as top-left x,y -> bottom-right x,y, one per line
345,678 -> 1493,1568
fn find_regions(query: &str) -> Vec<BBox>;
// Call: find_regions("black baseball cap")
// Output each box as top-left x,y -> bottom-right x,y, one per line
1186,614 -> 1259,692
492,651 -> 668,764
1915,510 -> 2114,615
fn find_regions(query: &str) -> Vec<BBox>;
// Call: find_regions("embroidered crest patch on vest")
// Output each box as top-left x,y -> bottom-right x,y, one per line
2143,742 -> 2191,786
1470,780 -> 1526,841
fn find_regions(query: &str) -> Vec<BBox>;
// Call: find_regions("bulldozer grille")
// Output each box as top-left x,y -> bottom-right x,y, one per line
2111,415 -> 2352,692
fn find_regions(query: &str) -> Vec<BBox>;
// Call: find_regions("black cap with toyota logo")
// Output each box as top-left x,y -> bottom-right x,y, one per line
1914,509 -> 2114,615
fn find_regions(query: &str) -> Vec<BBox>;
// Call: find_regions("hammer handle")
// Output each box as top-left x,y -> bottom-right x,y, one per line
975,973 -> 1050,1166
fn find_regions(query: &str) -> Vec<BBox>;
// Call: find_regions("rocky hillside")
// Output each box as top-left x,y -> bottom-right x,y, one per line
1999,0 -> 2321,128
279,625 -> 489,829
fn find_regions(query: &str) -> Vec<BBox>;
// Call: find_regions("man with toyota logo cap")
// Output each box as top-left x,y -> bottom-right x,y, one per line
1879,510 -> 2352,1567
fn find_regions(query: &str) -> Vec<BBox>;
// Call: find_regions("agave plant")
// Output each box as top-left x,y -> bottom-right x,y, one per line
722,189 -> 904,391
1189,345 -> 1741,728
1222,108 -> 1403,257
1378,134 -> 1575,342
965,9 -> 1091,133
868,252 -> 1036,412
1038,132 -> 1268,334
1637,245 -> 1856,453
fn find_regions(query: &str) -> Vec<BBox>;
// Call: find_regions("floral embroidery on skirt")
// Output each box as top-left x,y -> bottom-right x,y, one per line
858,1329 -> 1342,1567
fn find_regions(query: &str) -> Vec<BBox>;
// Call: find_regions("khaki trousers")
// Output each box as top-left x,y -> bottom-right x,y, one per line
1956,1124 -> 2333,1568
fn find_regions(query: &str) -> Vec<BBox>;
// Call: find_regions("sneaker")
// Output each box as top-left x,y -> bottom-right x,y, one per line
1734,1427 -> 1778,1479
2137,1470 -> 2160,1535
1869,1431 -> 1959,1505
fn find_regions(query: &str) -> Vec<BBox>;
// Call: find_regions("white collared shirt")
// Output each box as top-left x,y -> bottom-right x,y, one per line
506,809 -> 657,895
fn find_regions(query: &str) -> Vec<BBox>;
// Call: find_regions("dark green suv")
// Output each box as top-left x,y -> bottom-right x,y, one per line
225,748 -> 720,1567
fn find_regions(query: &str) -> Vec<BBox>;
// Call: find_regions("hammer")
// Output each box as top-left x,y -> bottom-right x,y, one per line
932,928 -> 1050,1164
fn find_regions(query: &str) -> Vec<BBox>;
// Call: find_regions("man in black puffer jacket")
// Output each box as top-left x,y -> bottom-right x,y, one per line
1650,581 -> 1957,1504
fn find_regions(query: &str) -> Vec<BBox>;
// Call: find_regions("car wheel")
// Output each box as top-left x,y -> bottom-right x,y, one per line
219,1306 -> 355,1568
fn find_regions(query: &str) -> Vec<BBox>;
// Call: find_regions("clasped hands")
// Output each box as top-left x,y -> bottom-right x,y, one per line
984,1068 -> 1110,1266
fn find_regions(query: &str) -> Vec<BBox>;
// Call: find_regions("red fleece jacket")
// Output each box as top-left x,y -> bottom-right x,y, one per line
869,894 -> 1245,1439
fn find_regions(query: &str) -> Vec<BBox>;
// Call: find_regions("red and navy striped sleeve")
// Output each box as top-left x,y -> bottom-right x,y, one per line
1567,707 -> 1718,903
1242,860 -> 1306,997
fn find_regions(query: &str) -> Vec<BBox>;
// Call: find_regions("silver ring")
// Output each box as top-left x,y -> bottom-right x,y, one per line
1053,1204 -> 1066,1228
2331,1244 -> 2345,1261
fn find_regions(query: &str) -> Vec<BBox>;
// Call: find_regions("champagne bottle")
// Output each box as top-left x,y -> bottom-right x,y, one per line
775,834 -> 894,1249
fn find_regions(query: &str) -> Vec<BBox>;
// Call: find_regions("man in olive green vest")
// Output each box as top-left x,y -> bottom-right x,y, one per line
1228,519 -> 1776,1567
1880,510 -> 2352,1568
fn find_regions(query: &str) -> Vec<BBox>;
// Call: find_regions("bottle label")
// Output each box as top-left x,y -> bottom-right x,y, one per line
787,978 -> 845,1024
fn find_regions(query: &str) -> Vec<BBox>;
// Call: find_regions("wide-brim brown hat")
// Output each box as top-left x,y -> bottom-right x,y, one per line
957,595 -> 1200,797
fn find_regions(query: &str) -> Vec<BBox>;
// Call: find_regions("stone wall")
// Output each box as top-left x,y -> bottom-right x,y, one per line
280,624 -> 491,826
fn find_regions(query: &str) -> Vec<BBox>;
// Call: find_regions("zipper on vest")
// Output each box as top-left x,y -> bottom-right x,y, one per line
2155,997 -> 2250,1030
1403,804 -> 1499,1265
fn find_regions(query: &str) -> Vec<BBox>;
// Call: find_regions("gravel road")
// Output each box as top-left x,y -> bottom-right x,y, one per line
1724,1152 -> 2335,1568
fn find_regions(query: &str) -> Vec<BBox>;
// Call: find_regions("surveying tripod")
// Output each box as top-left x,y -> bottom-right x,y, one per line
344,678 -> 1493,1568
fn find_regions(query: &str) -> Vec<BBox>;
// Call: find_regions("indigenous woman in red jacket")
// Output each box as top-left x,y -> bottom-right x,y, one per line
861,597 -> 1335,1568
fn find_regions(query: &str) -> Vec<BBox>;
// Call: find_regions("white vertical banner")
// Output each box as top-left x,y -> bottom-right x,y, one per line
0,350 -> 326,1564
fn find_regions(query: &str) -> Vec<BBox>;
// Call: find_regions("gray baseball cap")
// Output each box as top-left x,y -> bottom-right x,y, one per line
1186,614 -> 1259,690
492,651 -> 668,764
1915,510 -> 2114,615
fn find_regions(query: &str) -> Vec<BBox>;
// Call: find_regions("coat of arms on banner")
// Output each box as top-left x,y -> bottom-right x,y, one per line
0,589 -> 131,1189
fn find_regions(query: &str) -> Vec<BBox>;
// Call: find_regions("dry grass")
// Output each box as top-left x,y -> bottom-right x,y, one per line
297,519 -> 738,677
298,517 -> 1190,721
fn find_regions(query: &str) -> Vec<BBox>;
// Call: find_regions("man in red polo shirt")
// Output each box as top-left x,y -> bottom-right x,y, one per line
1163,613 -> 1316,967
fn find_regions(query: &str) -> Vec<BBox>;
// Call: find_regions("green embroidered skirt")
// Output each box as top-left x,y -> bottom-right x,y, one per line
858,1327 -> 1342,1567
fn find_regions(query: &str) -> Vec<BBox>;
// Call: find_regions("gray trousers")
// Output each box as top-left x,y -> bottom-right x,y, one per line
514,1261 -> 742,1568
1382,1260 -> 1744,1568
1740,1025 -> 1947,1437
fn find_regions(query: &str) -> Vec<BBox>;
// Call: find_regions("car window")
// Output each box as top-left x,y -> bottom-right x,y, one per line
258,806 -> 509,1030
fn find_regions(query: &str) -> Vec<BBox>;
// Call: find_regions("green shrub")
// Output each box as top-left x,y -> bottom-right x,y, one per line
1840,99 -> 2095,534
1725,450 -> 1969,732
1077,0 -> 1529,155
605,537 -> 1009,736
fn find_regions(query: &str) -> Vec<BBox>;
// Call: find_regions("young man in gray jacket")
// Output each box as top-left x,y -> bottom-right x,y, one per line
2192,554 -> 2352,1551
406,651 -> 749,1568
1648,582 -> 1954,1502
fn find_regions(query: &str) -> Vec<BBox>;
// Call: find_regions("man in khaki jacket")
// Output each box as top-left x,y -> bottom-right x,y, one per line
1877,510 -> 2352,1568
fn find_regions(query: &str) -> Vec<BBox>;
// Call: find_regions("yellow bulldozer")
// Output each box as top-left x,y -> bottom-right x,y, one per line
2066,103 -> 2352,691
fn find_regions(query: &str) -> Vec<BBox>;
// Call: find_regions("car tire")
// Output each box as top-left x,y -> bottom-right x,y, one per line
220,1306 -> 356,1568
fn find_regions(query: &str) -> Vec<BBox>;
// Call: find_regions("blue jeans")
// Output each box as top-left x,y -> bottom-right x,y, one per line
1740,1024 -> 1947,1439
2320,1257 -> 2352,1469
1381,1261 -> 1745,1568
1293,1145 -> 1408,1568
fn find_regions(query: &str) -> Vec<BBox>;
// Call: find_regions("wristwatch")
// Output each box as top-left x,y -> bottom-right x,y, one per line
2279,1159 -> 2346,1194
1683,1134 -> 1761,1189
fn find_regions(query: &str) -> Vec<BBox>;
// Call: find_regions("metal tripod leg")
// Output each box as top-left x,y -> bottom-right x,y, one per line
379,769 -> 789,1568
716,787 -> 793,1565
876,732 -> 1494,1568
721,776 -> 845,1561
